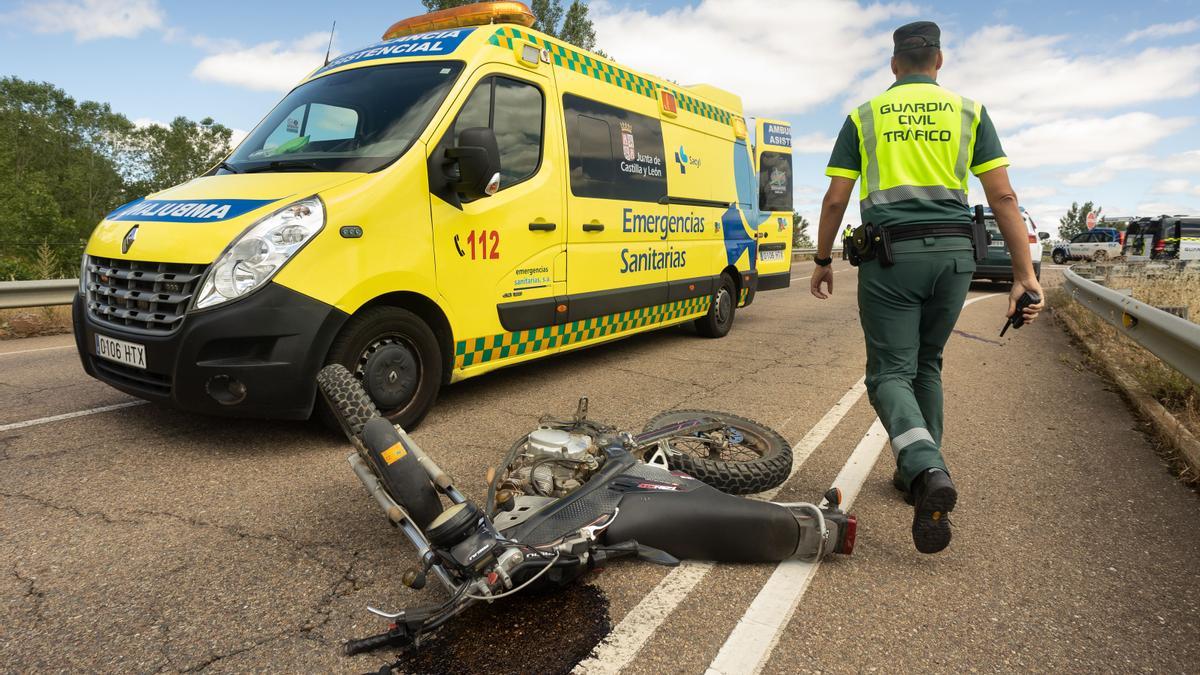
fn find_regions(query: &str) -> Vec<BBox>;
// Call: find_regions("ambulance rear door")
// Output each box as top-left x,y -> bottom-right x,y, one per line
754,119 -> 794,287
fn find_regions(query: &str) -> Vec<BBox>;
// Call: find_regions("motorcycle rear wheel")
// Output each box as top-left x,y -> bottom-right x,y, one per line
643,410 -> 792,495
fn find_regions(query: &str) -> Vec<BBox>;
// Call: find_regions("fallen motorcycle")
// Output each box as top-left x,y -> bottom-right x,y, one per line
317,364 -> 856,656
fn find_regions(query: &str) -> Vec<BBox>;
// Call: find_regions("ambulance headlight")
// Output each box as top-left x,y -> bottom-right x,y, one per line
194,196 -> 325,310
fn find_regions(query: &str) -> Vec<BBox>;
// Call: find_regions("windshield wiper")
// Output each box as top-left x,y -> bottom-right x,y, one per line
216,160 -> 240,174
241,159 -> 322,174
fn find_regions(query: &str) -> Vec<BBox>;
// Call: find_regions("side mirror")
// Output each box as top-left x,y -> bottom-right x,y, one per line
445,127 -> 501,201
1039,232 -> 1050,240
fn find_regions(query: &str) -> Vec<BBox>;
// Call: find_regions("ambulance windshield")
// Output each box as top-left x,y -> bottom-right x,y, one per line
224,61 -> 464,173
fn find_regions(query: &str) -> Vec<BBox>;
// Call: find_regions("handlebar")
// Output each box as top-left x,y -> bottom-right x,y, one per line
341,626 -> 412,656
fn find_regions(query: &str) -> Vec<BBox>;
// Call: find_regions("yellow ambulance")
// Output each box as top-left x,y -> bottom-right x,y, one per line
72,2 -> 795,427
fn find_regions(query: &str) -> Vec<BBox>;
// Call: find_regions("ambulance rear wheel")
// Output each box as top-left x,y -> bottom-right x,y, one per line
325,306 -> 442,431
695,273 -> 736,338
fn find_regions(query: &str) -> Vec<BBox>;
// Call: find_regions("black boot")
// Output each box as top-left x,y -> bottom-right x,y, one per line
911,468 -> 956,554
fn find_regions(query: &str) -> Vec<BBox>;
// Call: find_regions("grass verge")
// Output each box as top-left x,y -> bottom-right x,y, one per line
0,306 -> 73,340
1051,287 -> 1200,484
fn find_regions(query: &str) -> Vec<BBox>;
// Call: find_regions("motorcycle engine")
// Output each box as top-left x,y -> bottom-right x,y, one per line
504,427 -> 600,498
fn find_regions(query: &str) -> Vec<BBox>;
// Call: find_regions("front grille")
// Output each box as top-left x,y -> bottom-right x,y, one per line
91,357 -> 172,397
85,256 -> 207,335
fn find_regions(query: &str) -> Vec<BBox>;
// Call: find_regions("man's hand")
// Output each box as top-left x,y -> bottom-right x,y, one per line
811,264 -> 834,299
1008,276 -> 1045,324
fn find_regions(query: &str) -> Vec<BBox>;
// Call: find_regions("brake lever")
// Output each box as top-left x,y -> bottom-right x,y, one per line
580,508 -> 618,540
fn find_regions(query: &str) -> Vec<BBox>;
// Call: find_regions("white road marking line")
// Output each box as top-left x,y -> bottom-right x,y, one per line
0,344 -> 74,357
573,378 -> 869,675
706,420 -> 887,675
575,292 -> 1003,674
0,400 -> 147,433
706,291 -> 1002,674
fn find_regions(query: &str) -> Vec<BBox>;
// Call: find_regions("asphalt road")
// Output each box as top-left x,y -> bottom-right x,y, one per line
3,262 -> 1198,673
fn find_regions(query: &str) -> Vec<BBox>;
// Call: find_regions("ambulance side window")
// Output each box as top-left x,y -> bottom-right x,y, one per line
563,93 -> 666,202
450,76 -> 544,190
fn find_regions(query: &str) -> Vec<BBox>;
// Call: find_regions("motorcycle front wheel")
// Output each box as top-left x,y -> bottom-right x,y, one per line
643,410 -> 793,495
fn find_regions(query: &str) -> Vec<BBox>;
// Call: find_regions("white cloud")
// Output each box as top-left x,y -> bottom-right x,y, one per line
12,0 -> 163,41
1152,178 -> 1192,194
1003,113 -> 1192,168
229,128 -> 249,148
791,132 -> 836,155
1061,168 -> 1115,187
1159,149 -> 1200,173
192,33 -> 330,92
1136,200 -> 1199,215
1122,19 -> 1200,44
591,0 -> 917,116
1023,203 -> 1069,232
1018,186 -> 1058,200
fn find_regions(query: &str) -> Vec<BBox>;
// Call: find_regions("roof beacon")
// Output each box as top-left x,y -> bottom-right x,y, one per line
383,2 -> 536,40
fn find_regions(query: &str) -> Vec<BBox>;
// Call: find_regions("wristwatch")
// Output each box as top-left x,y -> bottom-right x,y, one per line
814,256 -> 833,267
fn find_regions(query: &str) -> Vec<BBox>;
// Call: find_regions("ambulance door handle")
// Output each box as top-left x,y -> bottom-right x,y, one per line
582,222 -> 604,232
529,222 -> 557,231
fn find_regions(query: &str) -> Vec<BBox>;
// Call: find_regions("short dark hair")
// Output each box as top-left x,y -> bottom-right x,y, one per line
894,40 -> 939,71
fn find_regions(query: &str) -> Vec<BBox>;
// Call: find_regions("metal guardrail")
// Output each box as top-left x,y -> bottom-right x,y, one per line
0,279 -> 78,310
792,248 -> 817,258
1063,266 -> 1200,384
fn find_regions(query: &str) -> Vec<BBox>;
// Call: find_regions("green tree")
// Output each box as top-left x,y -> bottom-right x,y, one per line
421,0 -> 599,50
1059,201 -> 1102,241
0,77 -> 236,279
792,212 -> 813,248
127,117 -> 232,195
0,77 -> 133,278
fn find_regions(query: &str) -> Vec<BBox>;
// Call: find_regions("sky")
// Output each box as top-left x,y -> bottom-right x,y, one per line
2,0 -> 1200,233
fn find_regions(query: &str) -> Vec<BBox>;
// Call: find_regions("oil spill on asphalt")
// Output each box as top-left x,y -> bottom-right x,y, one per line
382,583 -> 611,674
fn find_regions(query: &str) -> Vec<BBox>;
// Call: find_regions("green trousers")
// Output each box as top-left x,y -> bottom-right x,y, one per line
857,237 -> 976,490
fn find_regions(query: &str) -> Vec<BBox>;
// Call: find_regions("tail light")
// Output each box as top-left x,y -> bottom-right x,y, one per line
1155,239 -> 1166,252
837,514 -> 857,555
1027,234 -> 1038,244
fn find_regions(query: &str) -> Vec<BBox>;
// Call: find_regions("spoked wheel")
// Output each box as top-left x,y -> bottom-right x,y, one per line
643,409 -> 793,495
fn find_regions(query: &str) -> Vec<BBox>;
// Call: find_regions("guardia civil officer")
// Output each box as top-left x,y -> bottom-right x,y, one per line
809,21 -> 1044,554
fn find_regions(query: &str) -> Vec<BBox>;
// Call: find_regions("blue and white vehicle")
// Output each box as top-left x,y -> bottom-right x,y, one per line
1051,228 -> 1123,264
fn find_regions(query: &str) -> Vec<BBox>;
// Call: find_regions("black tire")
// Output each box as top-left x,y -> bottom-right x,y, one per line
318,364 -> 443,527
643,409 -> 792,495
316,363 -> 381,442
324,306 -> 442,431
694,273 -> 736,338
1052,250 -> 1066,265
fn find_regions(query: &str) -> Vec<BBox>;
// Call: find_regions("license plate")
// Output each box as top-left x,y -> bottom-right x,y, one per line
759,249 -> 784,262
95,334 -> 147,369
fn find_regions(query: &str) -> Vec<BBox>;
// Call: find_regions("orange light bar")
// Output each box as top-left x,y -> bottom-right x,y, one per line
383,2 -> 536,40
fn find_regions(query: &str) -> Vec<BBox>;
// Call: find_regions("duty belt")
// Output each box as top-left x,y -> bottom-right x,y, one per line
848,222 -> 984,268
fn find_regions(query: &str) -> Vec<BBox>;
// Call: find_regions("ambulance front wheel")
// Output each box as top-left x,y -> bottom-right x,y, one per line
695,273 -> 737,338
324,306 -> 442,431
